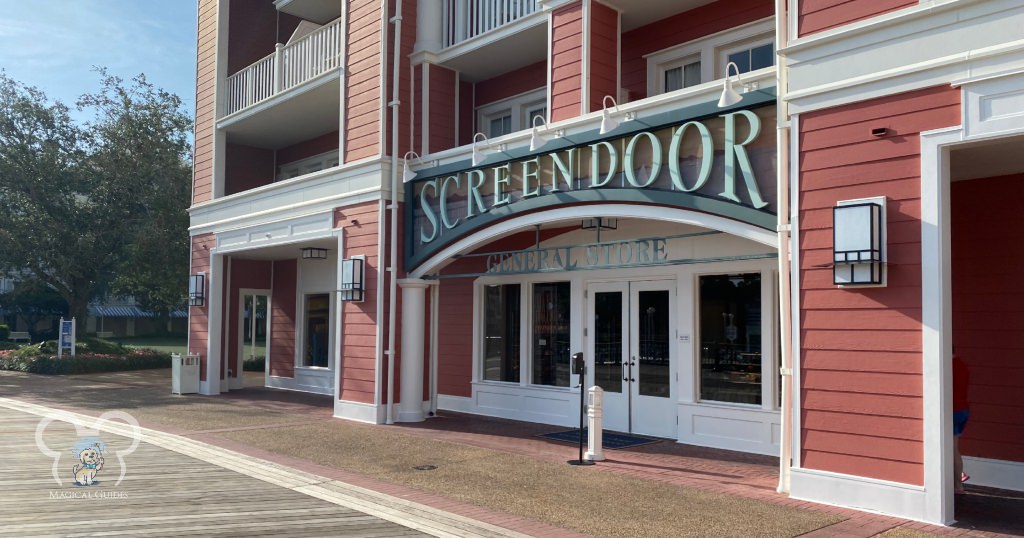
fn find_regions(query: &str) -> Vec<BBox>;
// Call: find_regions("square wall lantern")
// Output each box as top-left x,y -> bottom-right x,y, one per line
581,217 -> 618,231
302,247 -> 329,260
188,273 -> 206,307
833,197 -> 886,286
339,256 -> 365,302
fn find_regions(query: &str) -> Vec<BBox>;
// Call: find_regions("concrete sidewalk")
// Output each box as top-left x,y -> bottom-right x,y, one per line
1,369 -> 1021,537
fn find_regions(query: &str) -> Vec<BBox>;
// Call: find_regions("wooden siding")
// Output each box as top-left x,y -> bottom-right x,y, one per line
345,0 -> 383,162
620,0 -> 771,101
459,80 -> 473,146
188,234 -> 216,381
226,2 -> 277,74
413,63 -> 423,153
224,143 -> 274,195
588,1 -> 618,114
550,2 -> 584,122
798,85 -> 961,485
334,201 -> 384,404
226,259 -> 273,383
193,0 -> 217,205
475,61 -> 547,109
798,0 -> 916,37
271,260 -> 297,378
428,64 -> 457,153
952,173 -> 1024,464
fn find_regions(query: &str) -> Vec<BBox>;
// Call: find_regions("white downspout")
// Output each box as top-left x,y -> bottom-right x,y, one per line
385,0 -> 404,425
775,0 -> 793,494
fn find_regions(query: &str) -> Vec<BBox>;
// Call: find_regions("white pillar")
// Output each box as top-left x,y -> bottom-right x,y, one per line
586,386 -> 605,461
202,253 -> 224,395
397,279 -> 430,422
414,0 -> 444,52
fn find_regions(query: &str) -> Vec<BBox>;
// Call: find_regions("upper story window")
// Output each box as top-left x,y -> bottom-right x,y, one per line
645,18 -> 774,96
477,88 -> 547,139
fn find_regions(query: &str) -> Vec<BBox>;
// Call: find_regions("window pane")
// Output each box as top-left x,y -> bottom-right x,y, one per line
304,294 -> 330,368
750,43 -> 774,71
637,290 -> 671,398
683,61 -> 701,88
699,274 -> 762,404
483,284 -> 520,382
533,282 -> 571,387
593,291 -> 623,394
664,67 -> 683,92
727,50 -> 751,74
489,114 -> 512,137
528,107 -> 547,127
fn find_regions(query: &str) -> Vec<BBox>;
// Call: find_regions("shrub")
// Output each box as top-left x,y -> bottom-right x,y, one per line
0,350 -> 171,375
0,324 -> 9,341
243,356 -> 266,372
0,341 -> 20,351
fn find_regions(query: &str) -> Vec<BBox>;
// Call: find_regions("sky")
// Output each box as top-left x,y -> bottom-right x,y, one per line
0,0 -> 198,124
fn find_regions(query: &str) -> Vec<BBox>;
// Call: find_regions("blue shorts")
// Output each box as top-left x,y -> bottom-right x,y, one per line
953,409 -> 970,437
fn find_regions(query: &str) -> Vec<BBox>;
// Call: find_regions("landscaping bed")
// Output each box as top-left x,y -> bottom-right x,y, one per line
0,337 -> 171,375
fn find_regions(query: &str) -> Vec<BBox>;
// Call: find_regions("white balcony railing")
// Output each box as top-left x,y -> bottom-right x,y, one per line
442,0 -> 537,48
225,18 -> 342,116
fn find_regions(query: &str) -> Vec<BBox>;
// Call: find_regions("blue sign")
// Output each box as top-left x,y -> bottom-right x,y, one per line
60,320 -> 73,349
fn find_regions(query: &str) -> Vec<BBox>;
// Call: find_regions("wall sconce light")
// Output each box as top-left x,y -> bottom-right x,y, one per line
581,217 -> 618,231
302,247 -> 329,260
188,273 -> 206,307
472,132 -> 491,166
402,151 -> 420,182
717,62 -> 757,108
599,96 -> 634,135
833,197 -> 886,286
339,256 -> 365,302
529,115 -> 563,151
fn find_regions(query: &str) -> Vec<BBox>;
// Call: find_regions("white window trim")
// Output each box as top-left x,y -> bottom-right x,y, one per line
475,87 -> 547,139
717,35 -> 775,79
645,18 -> 774,96
276,149 -> 340,182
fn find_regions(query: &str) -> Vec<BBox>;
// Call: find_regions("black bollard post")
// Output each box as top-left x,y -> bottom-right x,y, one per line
568,352 -> 594,466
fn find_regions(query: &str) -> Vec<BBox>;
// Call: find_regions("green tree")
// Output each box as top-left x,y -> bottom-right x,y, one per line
0,71 -> 192,323
0,279 -> 68,339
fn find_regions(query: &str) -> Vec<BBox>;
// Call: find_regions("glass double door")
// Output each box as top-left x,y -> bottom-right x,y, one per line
588,280 -> 676,438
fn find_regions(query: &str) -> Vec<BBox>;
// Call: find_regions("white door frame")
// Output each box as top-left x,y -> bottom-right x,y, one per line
238,288 -> 272,389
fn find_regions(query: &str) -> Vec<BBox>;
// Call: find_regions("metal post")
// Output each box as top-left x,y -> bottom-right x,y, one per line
586,386 -> 605,461
568,352 -> 594,466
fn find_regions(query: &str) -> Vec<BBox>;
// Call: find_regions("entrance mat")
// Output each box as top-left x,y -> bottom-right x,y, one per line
538,429 -> 662,450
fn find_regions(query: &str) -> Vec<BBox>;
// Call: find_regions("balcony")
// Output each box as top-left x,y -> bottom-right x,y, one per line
442,0 -> 538,48
224,17 -> 342,117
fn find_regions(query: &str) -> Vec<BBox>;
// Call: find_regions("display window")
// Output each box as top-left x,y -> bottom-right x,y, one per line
482,284 -> 521,382
531,281 -> 571,387
698,273 -> 762,405
303,293 -> 330,368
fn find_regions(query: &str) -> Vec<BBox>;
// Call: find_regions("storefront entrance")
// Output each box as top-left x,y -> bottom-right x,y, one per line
588,280 -> 676,438
238,289 -> 270,387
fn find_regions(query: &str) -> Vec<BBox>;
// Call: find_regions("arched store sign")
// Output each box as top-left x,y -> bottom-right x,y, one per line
404,93 -> 778,270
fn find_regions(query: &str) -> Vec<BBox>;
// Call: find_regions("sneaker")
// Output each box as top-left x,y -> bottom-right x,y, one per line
961,472 -> 970,483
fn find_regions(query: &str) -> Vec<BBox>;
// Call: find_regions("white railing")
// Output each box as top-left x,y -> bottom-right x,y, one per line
224,18 -> 342,116
442,0 -> 537,48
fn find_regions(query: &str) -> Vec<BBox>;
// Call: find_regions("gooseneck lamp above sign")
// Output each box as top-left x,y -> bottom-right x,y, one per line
717,62 -> 758,108
599,95 -> 634,135
402,151 -> 420,182
529,115 -> 563,152
302,247 -> 329,260
339,256 -> 365,302
188,273 -> 206,307
833,197 -> 886,286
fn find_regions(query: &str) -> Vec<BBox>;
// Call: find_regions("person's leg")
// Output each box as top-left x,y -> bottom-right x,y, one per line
954,436 -> 965,493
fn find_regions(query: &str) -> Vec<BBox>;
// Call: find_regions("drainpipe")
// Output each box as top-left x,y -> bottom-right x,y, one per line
775,0 -> 794,494
385,0 -> 404,425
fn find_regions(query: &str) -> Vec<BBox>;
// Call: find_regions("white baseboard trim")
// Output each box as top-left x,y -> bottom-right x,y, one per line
964,455 -> 1024,492
437,394 -> 474,414
334,399 -> 384,424
229,375 -> 243,390
790,467 -> 933,523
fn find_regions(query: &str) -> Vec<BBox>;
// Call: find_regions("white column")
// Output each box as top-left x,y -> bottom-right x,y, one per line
202,253 -> 224,395
397,279 -> 430,422
414,0 -> 444,52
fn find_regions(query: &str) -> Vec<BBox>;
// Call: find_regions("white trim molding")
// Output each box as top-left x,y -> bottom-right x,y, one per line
964,456 -> 1024,492
334,399 -> 386,424
790,468 -> 929,522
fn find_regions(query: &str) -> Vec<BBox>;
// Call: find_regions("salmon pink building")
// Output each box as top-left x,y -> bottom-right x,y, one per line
187,0 -> 1024,524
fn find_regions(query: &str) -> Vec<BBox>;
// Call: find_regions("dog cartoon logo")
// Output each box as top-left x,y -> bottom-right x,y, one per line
71,439 -> 106,486
35,411 -> 140,488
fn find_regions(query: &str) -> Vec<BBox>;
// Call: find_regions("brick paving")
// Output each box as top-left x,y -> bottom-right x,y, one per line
2,370 -> 1021,537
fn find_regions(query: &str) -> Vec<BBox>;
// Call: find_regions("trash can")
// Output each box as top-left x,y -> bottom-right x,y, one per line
171,353 -> 201,394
